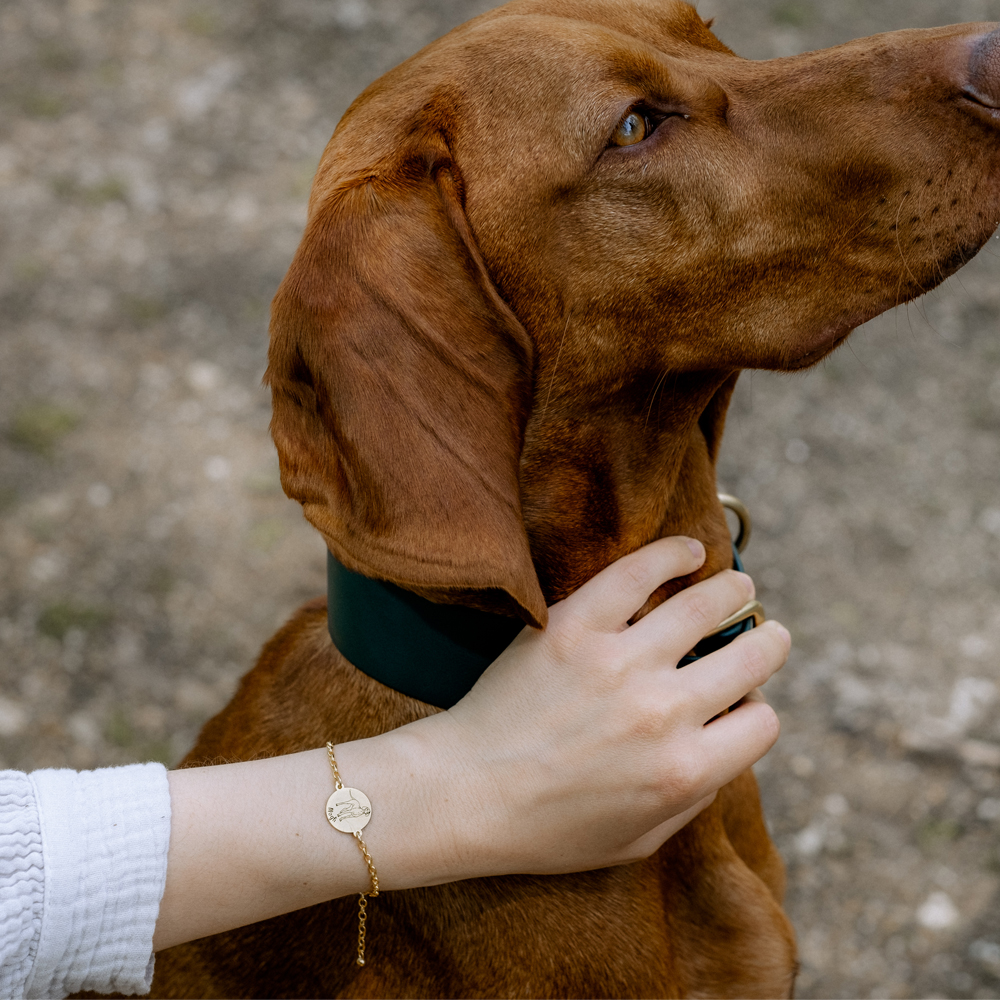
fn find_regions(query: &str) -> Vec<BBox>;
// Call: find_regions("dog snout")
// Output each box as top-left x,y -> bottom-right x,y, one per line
965,25 -> 1000,111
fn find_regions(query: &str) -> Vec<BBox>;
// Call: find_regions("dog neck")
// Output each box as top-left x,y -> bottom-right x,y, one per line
519,367 -> 741,604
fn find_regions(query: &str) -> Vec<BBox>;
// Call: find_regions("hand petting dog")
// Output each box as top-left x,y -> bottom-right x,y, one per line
152,537 -> 787,952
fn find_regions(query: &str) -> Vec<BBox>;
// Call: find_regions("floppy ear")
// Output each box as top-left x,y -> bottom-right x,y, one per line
266,132 -> 548,627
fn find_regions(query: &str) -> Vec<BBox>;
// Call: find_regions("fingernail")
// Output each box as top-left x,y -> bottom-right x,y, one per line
735,571 -> 754,595
685,538 -> 705,560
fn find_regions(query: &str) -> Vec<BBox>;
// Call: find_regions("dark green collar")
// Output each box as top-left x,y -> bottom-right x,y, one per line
327,553 -> 523,709
327,544 -> 753,709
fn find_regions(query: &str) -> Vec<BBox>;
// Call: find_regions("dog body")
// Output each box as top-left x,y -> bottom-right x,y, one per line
147,3 -> 1000,996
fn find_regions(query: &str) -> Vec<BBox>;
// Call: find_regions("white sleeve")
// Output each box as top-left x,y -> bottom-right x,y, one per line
0,763 -> 171,1000
0,771 -> 44,999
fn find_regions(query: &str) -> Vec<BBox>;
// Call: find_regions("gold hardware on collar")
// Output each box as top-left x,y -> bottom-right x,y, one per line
718,493 -> 751,553
705,599 -> 765,638
677,494 -> 764,666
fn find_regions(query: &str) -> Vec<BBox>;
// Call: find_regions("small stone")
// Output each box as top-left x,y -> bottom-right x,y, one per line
916,891 -> 959,930
795,823 -> 825,857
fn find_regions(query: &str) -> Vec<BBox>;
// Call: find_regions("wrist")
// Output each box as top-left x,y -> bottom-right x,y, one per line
335,714 -> 503,891
330,720 -> 458,891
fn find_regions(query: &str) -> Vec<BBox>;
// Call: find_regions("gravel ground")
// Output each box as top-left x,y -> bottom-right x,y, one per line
2,0 -> 1000,997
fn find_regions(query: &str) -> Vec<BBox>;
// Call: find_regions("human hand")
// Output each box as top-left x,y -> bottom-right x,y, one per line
369,536 -> 788,884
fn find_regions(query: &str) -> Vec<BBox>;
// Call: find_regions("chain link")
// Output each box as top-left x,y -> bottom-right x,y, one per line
357,893 -> 368,966
327,742 -> 345,790
353,831 -> 380,896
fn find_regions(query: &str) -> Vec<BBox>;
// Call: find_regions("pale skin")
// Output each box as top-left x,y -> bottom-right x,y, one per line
153,536 -> 790,952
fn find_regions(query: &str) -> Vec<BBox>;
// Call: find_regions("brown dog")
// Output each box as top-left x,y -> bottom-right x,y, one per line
142,1 -> 1000,996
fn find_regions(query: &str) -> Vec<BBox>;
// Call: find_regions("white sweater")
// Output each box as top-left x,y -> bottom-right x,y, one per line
0,764 -> 171,999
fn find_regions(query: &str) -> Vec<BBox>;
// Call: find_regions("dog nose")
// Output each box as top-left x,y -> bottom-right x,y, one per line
967,26 -> 1000,108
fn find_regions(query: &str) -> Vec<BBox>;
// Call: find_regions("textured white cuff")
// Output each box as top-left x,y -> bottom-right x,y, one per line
24,763 -> 171,999
0,771 -> 44,1000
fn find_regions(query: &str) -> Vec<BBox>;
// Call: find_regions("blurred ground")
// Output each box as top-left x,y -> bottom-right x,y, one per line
1,0 -> 1000,996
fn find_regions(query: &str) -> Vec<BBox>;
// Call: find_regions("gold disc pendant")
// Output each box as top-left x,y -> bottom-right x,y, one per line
326,786 -> 373,834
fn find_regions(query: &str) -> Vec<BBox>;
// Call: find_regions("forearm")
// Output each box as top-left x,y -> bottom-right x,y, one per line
152,724 -> 464,952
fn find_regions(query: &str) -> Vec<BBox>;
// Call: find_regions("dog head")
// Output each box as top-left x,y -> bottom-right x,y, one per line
267,0 -> 1000,624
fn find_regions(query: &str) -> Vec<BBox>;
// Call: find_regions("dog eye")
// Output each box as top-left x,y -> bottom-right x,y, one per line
612,111 -> 648,146
610,106 -> 687,147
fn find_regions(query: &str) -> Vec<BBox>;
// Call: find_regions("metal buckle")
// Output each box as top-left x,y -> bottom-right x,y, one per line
678,495 -> 765,666
718,493 -> 751,553
704,599 -> 765,638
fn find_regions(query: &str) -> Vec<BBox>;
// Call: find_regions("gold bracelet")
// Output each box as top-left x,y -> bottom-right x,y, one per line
325,741 -> 380,966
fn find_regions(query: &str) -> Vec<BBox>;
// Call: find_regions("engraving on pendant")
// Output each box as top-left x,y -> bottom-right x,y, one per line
326,786 -> 372,833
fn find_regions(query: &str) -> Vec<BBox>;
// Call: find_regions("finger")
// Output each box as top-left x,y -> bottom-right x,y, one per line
695,697 -> 781,787
680,620 -> 789,715
625,792 -> 717,861
564,536 -> 706,633
627,568 -> 755,660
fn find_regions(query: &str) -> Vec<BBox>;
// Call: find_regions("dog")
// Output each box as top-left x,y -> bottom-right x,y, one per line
140,2 -> 1000,996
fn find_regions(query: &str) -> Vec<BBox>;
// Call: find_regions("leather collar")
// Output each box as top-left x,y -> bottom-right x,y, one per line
327,542 -> 758,709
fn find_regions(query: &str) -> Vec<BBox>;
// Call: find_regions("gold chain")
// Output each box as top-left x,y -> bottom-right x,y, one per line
327,741 -> 346,789
357,893 -> 368,965
352,830 -> 380,896
326,742 -> 379,967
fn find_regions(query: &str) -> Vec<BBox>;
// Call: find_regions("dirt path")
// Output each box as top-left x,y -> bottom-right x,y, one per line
1,1 -> 999,996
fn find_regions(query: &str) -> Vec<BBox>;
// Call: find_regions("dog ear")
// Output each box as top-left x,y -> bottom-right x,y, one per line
266,133 -> 547,628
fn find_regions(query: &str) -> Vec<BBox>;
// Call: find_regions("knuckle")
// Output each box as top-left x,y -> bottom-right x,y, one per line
628,701 -> 665,741
737,628 -> 786,686
738,638 -> 770,686
620,557 -> 651,594
664,754 -> 705,801
682,592 -> 716,632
